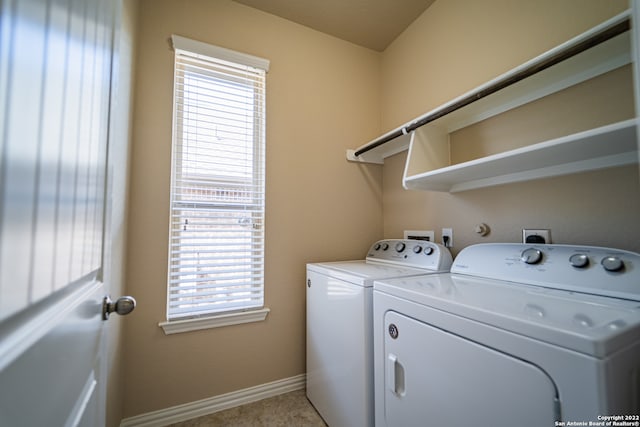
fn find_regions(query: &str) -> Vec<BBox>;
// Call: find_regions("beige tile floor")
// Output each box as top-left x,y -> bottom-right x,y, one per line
168,389 -> 327,427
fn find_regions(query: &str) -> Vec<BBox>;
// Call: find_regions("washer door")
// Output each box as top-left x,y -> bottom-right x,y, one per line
383,311 -> 559,427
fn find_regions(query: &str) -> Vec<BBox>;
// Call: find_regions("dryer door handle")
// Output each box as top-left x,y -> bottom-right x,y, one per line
387,353 -> 406,396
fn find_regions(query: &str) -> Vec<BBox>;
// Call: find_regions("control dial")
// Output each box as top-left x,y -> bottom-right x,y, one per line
412,245 -> 422,254
601,256 -> 624,272
521,248 -> 543,265
423,246 -> 434,256
395,242 -> 406,253
569,254 -> 589,268
381,243 -> 389,251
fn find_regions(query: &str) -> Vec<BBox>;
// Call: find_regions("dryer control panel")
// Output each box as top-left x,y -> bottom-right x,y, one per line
452,243 -> 640,301
367,239 -> 452,272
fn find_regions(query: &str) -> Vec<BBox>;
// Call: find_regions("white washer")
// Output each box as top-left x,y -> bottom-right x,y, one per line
306,239 -> 452,427
373,243 -> 640,427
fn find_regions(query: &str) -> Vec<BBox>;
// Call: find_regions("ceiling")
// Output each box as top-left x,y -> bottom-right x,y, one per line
231,0 -> 436,52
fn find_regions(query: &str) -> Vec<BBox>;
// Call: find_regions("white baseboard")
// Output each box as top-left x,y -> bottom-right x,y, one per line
120,374 -> 306,427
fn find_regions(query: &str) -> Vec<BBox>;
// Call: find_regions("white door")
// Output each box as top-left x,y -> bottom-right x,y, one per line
0,0 -> 130,425
382,311 -> 559,427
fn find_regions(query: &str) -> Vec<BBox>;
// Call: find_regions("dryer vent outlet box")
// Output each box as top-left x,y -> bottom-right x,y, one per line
523,229 -> 551,244
404,230 -> 435,242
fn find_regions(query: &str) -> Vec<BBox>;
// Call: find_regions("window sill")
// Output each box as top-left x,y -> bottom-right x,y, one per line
159,308 -> 270,335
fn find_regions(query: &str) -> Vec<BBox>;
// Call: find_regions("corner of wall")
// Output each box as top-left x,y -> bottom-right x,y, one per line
106,0 -> 140,426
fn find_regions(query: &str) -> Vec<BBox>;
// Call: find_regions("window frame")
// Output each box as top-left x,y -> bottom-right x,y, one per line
160,35 -> 270,334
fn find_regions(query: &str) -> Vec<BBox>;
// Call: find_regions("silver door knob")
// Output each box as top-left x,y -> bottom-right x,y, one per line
102,296 -> 136,320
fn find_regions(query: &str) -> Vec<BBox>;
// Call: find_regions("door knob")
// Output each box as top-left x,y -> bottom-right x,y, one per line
102,296 -> 136,320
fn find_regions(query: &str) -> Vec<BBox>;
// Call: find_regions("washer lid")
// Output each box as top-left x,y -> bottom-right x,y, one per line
307,260 -> 436,287
374,273 -> 640,357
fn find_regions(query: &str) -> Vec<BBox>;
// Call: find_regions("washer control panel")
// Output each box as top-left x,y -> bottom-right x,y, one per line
452,243 -> 640,301
367,239 -> 452,271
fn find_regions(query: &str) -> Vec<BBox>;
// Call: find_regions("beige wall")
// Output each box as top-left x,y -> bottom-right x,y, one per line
380,0 -> 640,256
124,0 -> 382,417
106,0 -> 138,426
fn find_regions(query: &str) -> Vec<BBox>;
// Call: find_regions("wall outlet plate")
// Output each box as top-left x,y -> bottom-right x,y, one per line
442,228 -> 453,247
404,230 -> 435,242
522,229 -> 551,244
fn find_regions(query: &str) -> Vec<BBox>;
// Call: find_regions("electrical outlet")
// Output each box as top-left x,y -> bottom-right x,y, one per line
442,228 -> 453,247
404,230 -> 435,242
522,229 -> 551,244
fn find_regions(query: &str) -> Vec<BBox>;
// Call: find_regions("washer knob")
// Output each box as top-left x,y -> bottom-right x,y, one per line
413,245 -> 422,254
601,256 -> 624,272
521,248 -> 543,265
423,246 -> 434,255
374,243 -> 381,251
395,242 -> 406,253
381,243 -> 389,251
569,254 -> 589,268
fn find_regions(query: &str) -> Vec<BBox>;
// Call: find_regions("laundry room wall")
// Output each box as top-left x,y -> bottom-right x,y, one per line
379,0 -> 640,255
105,1 -> 138,426
124,0 -> 382,418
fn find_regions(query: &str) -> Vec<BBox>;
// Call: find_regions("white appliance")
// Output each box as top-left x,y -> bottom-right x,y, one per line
373,243 -> 640,427
306,239 -> 452,427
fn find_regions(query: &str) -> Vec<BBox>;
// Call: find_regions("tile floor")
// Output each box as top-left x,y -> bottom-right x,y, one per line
168,389 -> 327,427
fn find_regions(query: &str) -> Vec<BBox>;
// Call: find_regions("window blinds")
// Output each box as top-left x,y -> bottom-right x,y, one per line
168,36 -> 268,320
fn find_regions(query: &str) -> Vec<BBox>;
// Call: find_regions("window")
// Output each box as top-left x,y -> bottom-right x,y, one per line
162,36 -> 269,333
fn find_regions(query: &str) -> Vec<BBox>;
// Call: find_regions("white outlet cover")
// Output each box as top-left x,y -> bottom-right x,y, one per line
442,228 -> 453,247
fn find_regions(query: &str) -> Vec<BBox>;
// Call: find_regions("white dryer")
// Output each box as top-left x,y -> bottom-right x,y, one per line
307,239 -> 452,427
373,243 -> 640,427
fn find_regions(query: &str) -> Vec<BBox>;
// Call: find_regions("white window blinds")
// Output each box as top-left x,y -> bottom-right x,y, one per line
167,36 -> 268,320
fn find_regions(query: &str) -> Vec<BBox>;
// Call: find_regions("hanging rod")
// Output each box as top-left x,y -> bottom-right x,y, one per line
354,16 -> 630,159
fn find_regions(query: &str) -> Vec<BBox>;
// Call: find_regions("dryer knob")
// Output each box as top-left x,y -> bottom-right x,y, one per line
381,243 -> 389,251
412,245 -> 422,254
423,246 -> 434,256
601,256 -> 624,272
395,242 -> 406,253
569,254 -> 589,268
521,248 -> 543,265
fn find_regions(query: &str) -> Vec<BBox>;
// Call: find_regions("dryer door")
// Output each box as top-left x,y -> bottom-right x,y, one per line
382,311 -> 559,427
